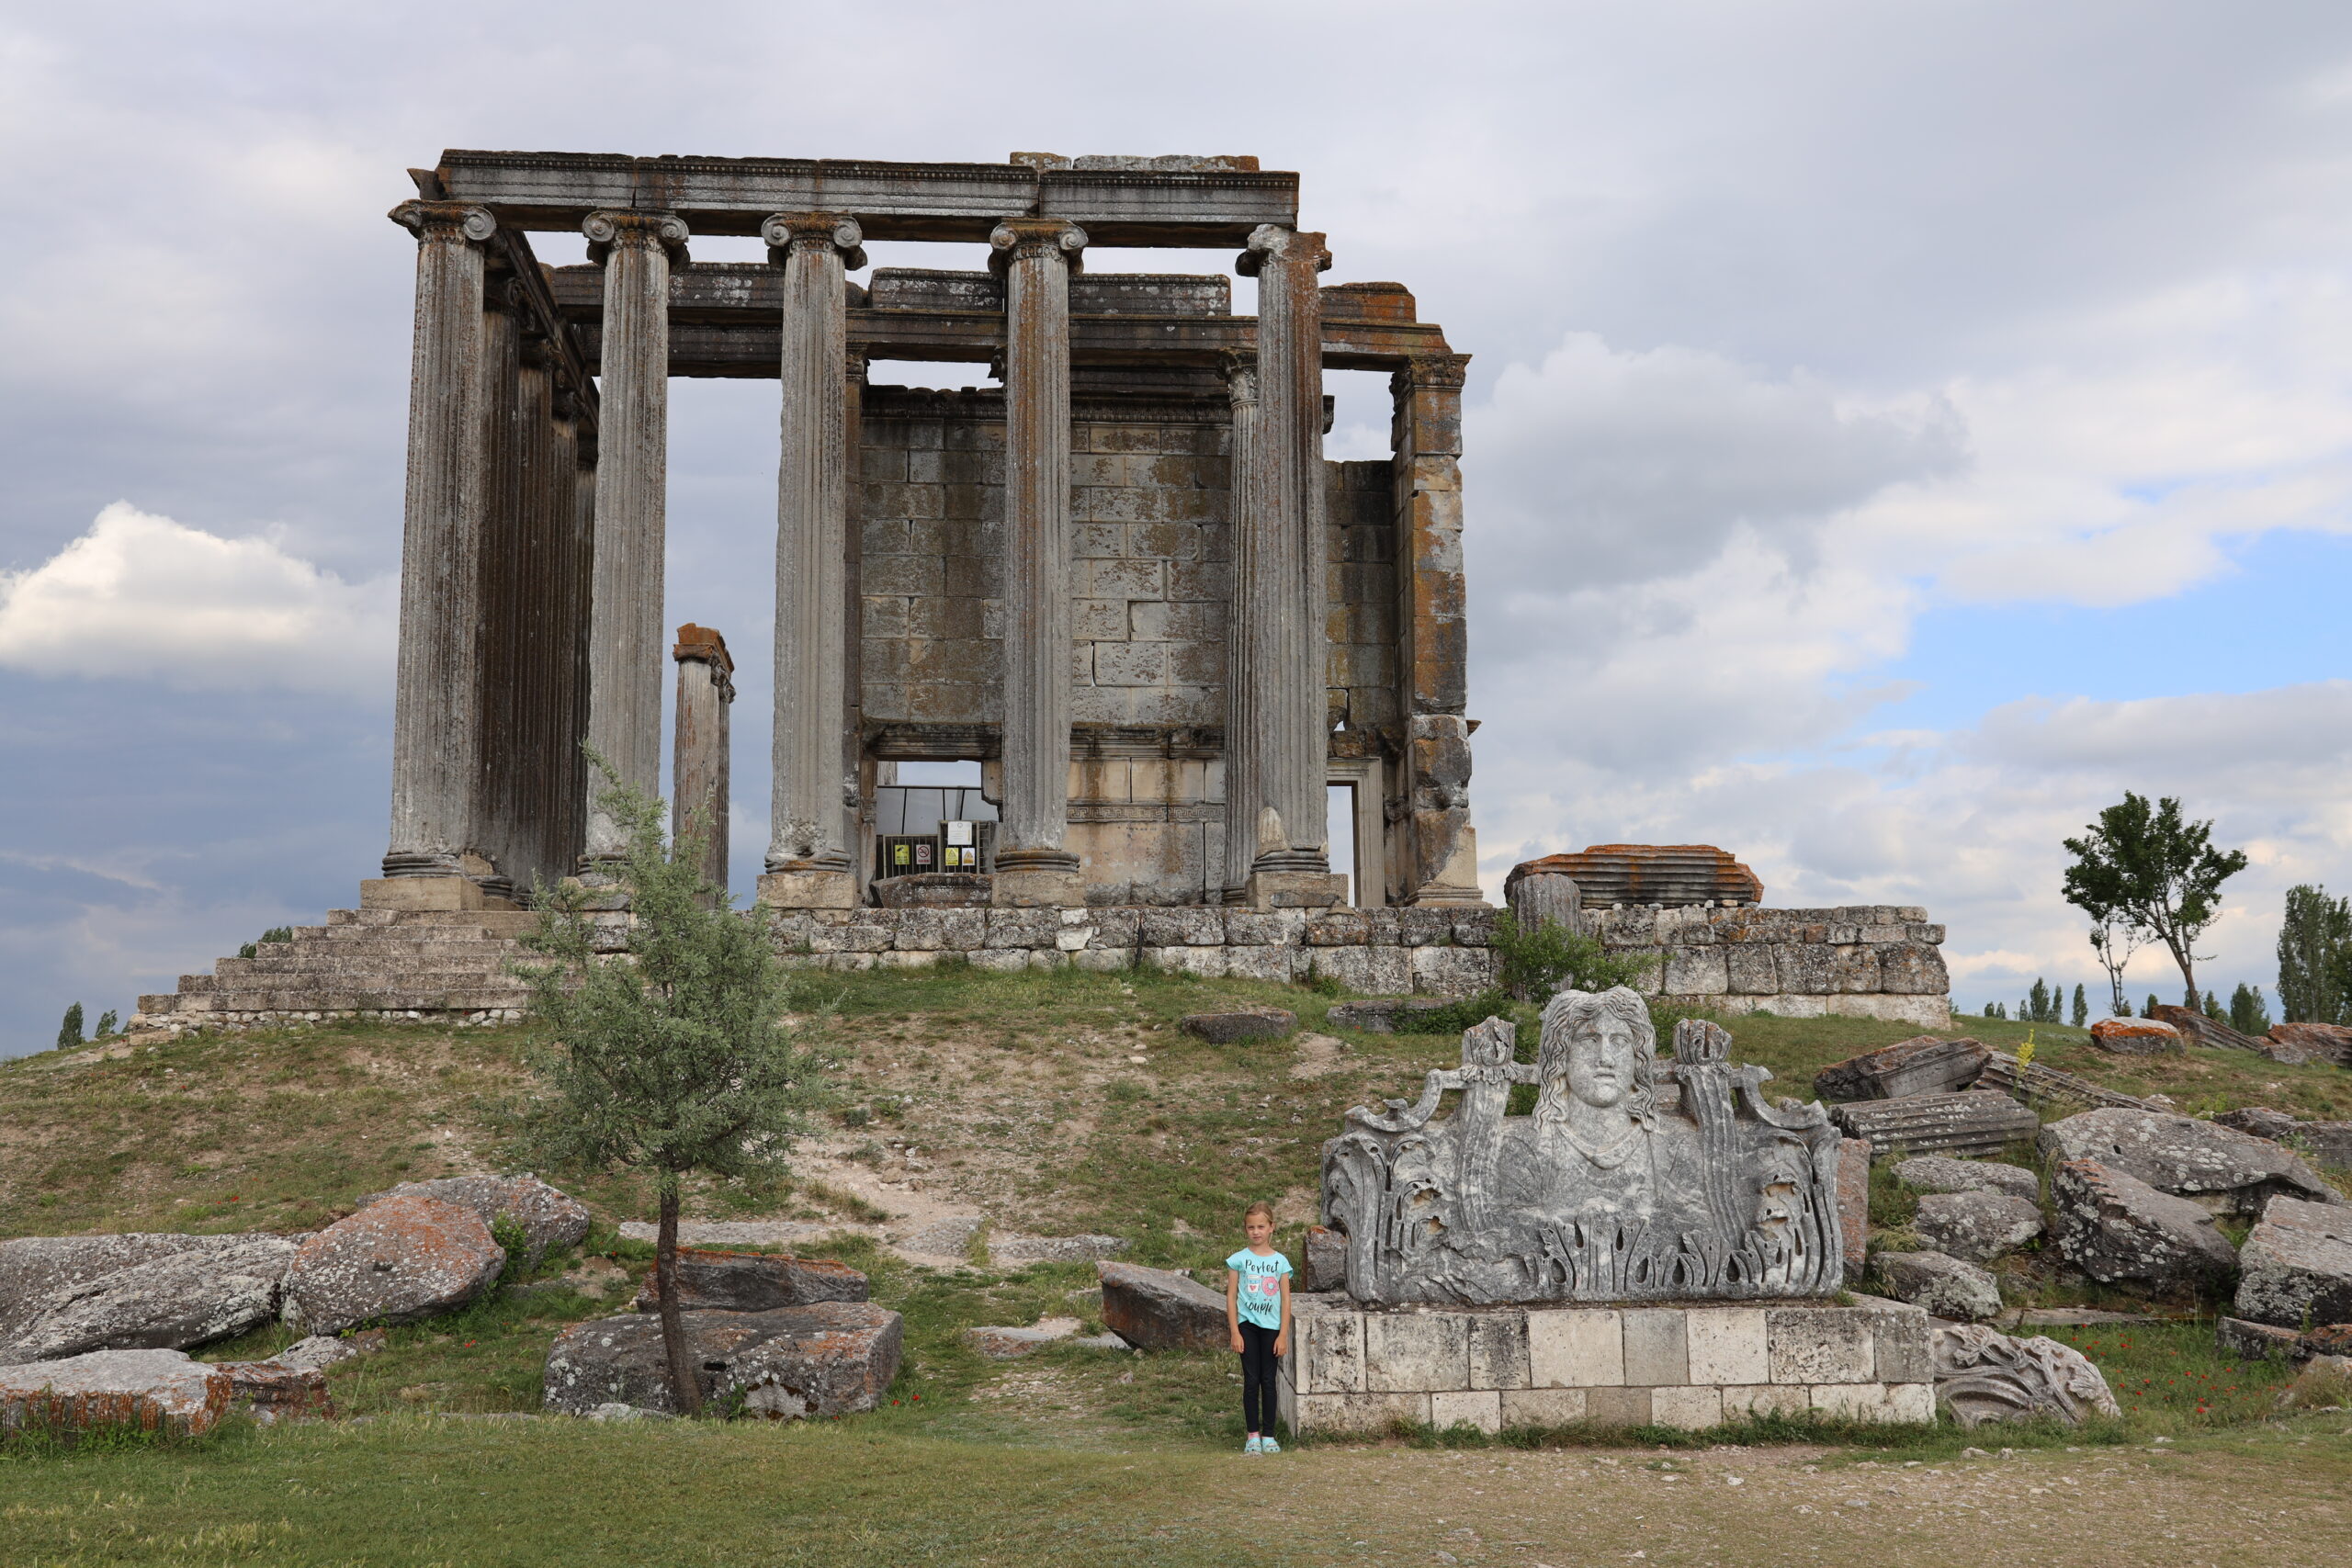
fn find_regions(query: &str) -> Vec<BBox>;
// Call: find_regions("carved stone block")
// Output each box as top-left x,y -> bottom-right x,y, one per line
1363,1313 -> 1469,1393
1722,1382 -> 1809,1419
1295,1309 -> 1365,1393
1585,1385 -> 1653,1427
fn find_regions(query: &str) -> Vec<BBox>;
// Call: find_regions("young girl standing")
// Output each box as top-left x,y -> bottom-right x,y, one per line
1226,1200 -> 1293,1454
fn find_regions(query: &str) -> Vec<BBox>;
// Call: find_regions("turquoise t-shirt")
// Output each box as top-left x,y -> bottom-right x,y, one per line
1227,1247 -> 1293,1330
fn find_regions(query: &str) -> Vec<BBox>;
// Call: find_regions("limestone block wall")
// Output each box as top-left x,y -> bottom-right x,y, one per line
1280,1297 -> 1936,1436
1591,904 -> 1951,1028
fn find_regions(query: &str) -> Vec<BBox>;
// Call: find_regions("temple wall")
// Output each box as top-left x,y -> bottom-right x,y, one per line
1591,903 -> 1951,1027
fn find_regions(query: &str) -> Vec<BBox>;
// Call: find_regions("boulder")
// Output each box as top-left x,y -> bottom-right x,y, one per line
0,1235 -> 296,1363
0,1348 -> 232,1438
1930,1324 -> 2120,1427
1303,1225 -> 1348,1294
0,1235 -> 232,1314
1326,998 -> 1457,1034
2216,1315 -> 2307,1361
356,1175 -> 591,1267
215,1357 -> 334,1423
282,1194 -> 505,1336
542,1303 -> 902,1419
1179,1007 -> 1297,1044
1813,1036 -> 1988,1101
2214,1107 -> 2301,1140
1894,1155 -> 2041,1202
1873,1250 -> 2004,1321
2036,1108 -> 2341,1215
632,1248 -> 868,1314
2212,1108 -> 2352,1171
2145,1004 -> 2264,1054
1913,1190 -> 2044,1264
2233,1196 -> 2352,1330
1098,1260 -> 1231,1352
2048,1158 -> 2237,1288
2267,1021 -> 2352,1067
1832,1091 -> 2040,1158
2088,1017 -> 2184,1056
1835,1137 -> 1871,1265
272,1331 -> 386,1374
2274,1354 -> 2352,1410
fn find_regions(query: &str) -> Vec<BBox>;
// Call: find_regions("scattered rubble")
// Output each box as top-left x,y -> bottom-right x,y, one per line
2048,1159 -> 2237,1288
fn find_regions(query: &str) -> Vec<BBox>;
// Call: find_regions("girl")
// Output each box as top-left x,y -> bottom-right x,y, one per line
1225,1199 -> 1293,1454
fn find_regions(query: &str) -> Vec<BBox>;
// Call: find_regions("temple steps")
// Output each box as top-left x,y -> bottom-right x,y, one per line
131,908 -> 540,1029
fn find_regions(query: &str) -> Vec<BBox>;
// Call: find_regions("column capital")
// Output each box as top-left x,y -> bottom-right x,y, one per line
1223,352 -> 1259,402
582,209 -> 690,265
1237,225 -> 1332,277
761,211 -> 866,269
390,200 -> 495,245
1393,352 -> 1472,394
989,219 -> 1088,273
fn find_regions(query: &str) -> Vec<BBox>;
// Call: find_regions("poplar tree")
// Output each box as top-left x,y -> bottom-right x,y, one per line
2277,884 -> 2352,1025
2071,985 -> 2087,1028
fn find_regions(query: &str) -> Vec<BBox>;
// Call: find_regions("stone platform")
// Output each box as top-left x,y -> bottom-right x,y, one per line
1278,1296 -> 1935,1437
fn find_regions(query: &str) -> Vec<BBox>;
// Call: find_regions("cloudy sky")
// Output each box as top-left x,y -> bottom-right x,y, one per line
4,1 -> 2349,1054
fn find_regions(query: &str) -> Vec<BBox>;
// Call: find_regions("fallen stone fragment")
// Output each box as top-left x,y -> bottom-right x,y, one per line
1913,1190 -> 2044,1264
2216,1315 -> 2306,1361
1178,1007 -> 1297,1044
215,1357 -> 334,1423
2274,1354 -> 2352,1411
1873,1250 -> 2004,1322
2267,1021 -> 2352,1067
2211,1107 -> 2352,1171
356,1175 -> 591,1267
1831,1091 -> 2040,1159
965,1318 -> 1085,1359
0,1348 -> 231,1438
1894,1155 -> 2041,1202
586,1401 -> 674,1421
1098,1260 -> 1231,1352
1325,998 -> 1456,1033
543,1303 -> 903,1418
632,1248 -> 868,1314
2087,1017 -> 2185,1056
2233,1195 -> 2352,1330
2037,1108 -> 2341,1215
0,1235 -> 296,1363
990,1232 -> 1128,1264
2144,1005 -> 2263,1054
282,1195 -> 506,1336
1835,1137 -> 1871,1264
2048,1159 -> 2237,1288
1930,1324 -> 2120,1427
271,1331 -> 387,1374
1813,1036 -> 1988,1101
1303,1225 -> 1347,1293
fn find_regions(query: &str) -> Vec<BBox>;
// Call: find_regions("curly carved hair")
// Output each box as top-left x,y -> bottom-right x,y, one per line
1533,986 -> 1660,1131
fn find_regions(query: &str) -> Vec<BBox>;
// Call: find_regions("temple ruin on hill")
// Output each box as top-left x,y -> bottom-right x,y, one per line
370,148 -> 1482,913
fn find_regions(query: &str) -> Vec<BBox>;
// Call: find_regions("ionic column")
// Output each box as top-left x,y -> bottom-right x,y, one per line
989,218 -> 1088,908
375,200 -> 497,908
580,209 -> 687,868
672,624 -> 736,894
757,211 -> 865,909
1235,224 -> 1344,908
472,283 -> 526,901
1220,355 -> 1262,904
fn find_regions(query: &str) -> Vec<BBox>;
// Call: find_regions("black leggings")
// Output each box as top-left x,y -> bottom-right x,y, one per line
1238,1321 -> 1280,1435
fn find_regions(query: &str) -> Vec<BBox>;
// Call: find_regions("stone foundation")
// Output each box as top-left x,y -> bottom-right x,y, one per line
1278,1296 -> 1935,1436
1592,904 -> 1951,1028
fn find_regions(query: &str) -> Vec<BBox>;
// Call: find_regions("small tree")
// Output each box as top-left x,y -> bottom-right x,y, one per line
2143,993 -> 2160,1018
2087,916 -> 2146,1019
503,767 -> 831,1416
2062,793 -> 2247,1010
2278,884 -> 2352,1025
55,1003 -> 84,1051
2228,983 -> 2272,1036
2027,978 -> 2050,1022
2071,984 -> 2088,1028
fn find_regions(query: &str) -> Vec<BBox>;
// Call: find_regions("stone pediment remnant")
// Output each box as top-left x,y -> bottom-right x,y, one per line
1506,845 -> 1762,911
1319,988 -> 1846,1305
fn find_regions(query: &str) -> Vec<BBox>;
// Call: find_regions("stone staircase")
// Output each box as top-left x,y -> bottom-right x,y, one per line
131,908 -> 540,1032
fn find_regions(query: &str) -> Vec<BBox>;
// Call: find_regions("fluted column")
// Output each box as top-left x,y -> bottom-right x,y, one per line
1220,355 -> 1262,904
989,219 -> 1089,908
673,623 -> 736,894
758,211 -> 865,909
1235,225 -> 1346,908
580,209 -> 687,868
374,199 -> 497,908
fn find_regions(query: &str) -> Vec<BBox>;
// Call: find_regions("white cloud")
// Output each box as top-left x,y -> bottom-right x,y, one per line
0,503 -> 395,695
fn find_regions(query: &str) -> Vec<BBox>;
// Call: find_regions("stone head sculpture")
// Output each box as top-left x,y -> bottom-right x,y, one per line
1533,987 -> 1659,1153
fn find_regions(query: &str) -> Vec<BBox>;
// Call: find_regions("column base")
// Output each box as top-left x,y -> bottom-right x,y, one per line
1405,886 -> 1492,908
1244,870 -> 1351,909
757,868 -> 860,910
991,851 -> 1083,908
360,876 -> 519,913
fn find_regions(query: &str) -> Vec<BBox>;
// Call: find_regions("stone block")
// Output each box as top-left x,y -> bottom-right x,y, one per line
360,875 -> 491,912
1499,1386 -> 1589,1427
1179,1007 -> 1296,1043
967,950 -> 1027,974
1684,1308 -> 1770,1385
1885,1382 -> 1937,1422
1294,1307 -> 1366,1393
1621,1308 -> 1689,1385
1767,1308 -> 1873,1384
1223,947 -> 1305,984
1810,1381 -> 1892,1419
1858,1302 -> 1934,1383
1147,945 -> 1227,978
1305,909 -> 1369,946
1721,1382 -> 1810,1420
543,1303 -> 902,1419
1430,1388 -> 1502,1434
1837,1137 -> 1871,1264
1098,1262 -> 1227,1353
1814,1036 -> 1989,1101
1069,950 -> 1132,974
1663,947 -> 1729,995
1139,908 -> 1223,946
1914,1190 -> 2044,1263
1879,944 -> 1950,995
1222,909 -> 1304,946
1584,1385 -> 1653,1427
1364,1312 -> 1469,1393
1650,1385 -> 1723,1430
1528,1309 -> 1623,1387
0,1348 -> 232,1438
2233,1195 -> 2352,1330
756,870 -> 860,910
1725,944 -> 1781,994
1287,1390 -> 1429,1435
283,1195 -> 504,1337
1409,945 -> 1497,996
1467,1312 -> 1531,1390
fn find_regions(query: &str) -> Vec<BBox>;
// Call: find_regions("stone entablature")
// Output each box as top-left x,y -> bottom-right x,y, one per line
1278,1295 -> 1935,1435
1594,904 -> 1950,1028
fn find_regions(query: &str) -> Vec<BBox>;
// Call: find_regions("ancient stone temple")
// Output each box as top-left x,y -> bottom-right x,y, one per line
367,149 -> 1484,915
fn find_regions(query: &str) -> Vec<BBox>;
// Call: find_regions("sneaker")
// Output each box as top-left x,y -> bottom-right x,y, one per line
1243,1436 -> 1263,1454
1259,1437 -> 1282,1454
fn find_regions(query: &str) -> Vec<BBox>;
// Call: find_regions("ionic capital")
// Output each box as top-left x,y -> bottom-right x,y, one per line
389,200 -> 496,245
582,209 -> 690,265
1222,353 -> 1259,404
1236,225 -> 1332,278
989,219 -> 1088,274
761,211 -> 866,269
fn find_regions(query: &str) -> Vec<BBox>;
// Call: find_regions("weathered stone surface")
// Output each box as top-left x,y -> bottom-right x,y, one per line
216,1357 -> 335,1423
2146,1004 -> 2265,1054
1814,1036 -> 1987,1101
273,1331 -> 386,1374
1833,1091 -> 2040,1159
2037,1108 -> 2342,1215
1098,1261 -> 1228,1352
1835,1137 -> 1871,1264
1873,1250 -> 2003,1322
2233,1196 -> 2352,1330
1507,845 -> 1761,909
544,1303 -> 903,1418
1324,1001 -> 1846,1305
1913,1190 -> 2043,1264
632,1248 -> 868,1314
1179,1007 -> 1296,1043
283,1194 -> 506,1336
0,1235 -> 296,1363
1930,1324 -> 2120,1426
1894,1155 -> 2041,1202
2088,1016 -> 2185,1056
0,1348 -> 232,1438
2267,1021 -> 2352,1067
1303,1225 -> 1347,1293
990,1232 -> 1128,1264
2216,1315 -> 2306,1361
964,1318 -> 1111,1359
2213,1108 -> 2352,1170
356,1174 -> 590,1266
2049,1159 -> 2237,1288
1325,997 -> 1456,1033
1766,1307 -> 1874,1383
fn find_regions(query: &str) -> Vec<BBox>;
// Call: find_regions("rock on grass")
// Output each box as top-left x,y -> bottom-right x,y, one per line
283,1194 -> 504,1336
543,1303 -> 903,1418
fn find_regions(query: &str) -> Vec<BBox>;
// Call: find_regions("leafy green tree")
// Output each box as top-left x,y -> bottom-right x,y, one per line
93,1010 -> 118,1039
2062,793 -> 2247,1009
2027,978 -> 2051,1022
55,1003 -> 83,1051
2277,884 -> 2352,1025
2071,984 -> 2088,1028
2143,993 -> 2160,1018
503,767 -> 833,1416
2228,983 -> 2272,1036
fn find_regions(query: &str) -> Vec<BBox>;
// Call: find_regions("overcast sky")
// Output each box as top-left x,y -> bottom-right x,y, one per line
4,1 -> 2350,1055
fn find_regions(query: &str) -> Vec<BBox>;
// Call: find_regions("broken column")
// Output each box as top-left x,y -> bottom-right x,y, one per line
990,218 -> 1089,908
672,624 -> 735,893
580,209 -> 687,870
759,211 -> 865,909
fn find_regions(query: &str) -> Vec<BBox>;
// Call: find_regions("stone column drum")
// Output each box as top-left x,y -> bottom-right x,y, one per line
759,212 -> 865,909
1234,226 -> 1345,908
372,199 -> 499,911
579,209 -> 687,871
989,219 -> 1089,908
672,623 -> 735,893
